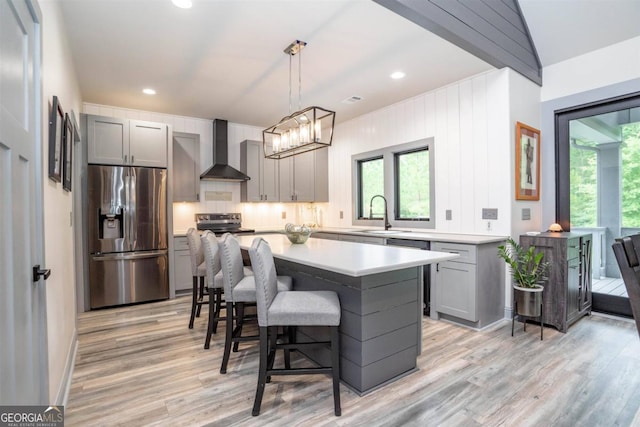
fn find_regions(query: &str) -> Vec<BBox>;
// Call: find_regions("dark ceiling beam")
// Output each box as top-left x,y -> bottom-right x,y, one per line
373,0 -> 542,86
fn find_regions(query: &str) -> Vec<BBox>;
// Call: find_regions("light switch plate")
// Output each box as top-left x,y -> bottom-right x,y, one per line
522,208 -> 531,220
281,211 -> 286,219
445,209 -> 452,220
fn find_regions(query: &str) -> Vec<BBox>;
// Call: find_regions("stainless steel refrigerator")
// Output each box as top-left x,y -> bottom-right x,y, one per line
87,165 -> 169,308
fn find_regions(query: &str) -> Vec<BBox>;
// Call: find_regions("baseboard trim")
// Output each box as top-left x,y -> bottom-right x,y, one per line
55,329 -> 78,406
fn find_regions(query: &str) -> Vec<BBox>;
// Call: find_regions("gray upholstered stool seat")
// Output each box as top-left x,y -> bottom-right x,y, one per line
218,233 -> 292,374
267,291 -> 340,326
186,228 -> 208,329
248,237 -> 341,417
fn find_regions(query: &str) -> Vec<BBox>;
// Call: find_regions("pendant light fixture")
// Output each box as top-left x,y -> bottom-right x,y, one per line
263,40 -> 335,160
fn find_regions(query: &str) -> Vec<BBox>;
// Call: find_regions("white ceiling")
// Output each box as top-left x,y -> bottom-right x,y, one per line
58,0 -> 640,128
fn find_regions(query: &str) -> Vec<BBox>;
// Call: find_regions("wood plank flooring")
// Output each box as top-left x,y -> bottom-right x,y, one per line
66,296 -> 640,426
593,277 -> 628,297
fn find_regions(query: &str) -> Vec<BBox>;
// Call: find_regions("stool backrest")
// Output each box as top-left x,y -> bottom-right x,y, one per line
201,230 -> 221,288
186,228 -> 204,276
612,234 -> 640,338
248,237 -> 278,327
219,233 -> 248,301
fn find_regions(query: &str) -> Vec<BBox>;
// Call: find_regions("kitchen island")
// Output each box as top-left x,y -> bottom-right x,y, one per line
234,233 -> 458,395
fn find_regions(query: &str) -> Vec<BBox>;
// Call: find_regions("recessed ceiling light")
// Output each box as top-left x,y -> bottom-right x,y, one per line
172,0 -> 192,9
142,88 -> 156,95
390,71 -> 406,80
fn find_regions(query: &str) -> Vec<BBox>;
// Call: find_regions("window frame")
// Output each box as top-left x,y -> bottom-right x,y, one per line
352,138 -> 435,229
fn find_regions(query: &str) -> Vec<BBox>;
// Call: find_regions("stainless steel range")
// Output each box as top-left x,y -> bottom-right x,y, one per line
195,213 -> 255,235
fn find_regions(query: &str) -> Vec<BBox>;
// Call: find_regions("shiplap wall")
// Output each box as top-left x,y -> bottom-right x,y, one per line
324,68 -> 515,236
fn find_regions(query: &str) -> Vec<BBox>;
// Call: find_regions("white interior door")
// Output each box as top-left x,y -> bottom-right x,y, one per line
0,0 -> 48,404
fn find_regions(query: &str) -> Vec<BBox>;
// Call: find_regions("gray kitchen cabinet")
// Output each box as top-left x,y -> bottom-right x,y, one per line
173,132 -> 200,202
432,240 -> 504,329
173,236 -> 192,292
86,114 -> 167,167
279,148 -> 328,202
240,140 -> 279,202
519,232 -> 592,332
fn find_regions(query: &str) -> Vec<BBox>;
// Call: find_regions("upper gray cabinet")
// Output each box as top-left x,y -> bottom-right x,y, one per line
173,132 -> 200,202
86,115 -> 167,167
240,140 -> 279,202
279,148 -> 328,202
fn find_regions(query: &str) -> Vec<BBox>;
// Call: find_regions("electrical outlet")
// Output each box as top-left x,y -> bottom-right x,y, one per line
482,208 -> 498,220
487,221 -> 492,231
445,210 -> 452,220
340,211 -> 343,219
281,211 -> 286,219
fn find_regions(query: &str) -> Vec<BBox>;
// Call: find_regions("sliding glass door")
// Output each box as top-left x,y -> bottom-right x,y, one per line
556,93 -> 640,316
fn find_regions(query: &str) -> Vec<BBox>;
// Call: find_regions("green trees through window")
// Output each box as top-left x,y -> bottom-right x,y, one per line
396,148 -> 430,219
354,139 -> 434,227
570,122 -> 640,228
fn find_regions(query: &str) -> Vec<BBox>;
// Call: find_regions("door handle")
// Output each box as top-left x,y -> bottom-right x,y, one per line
33,265 -> 51,282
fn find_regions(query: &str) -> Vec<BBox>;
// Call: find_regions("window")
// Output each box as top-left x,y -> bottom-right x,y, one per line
357,157 -> 384,218
352,138 -> 435,229
395,148 -> 430,220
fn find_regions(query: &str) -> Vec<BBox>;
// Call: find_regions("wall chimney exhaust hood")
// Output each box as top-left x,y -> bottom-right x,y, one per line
200,119 -> 250,181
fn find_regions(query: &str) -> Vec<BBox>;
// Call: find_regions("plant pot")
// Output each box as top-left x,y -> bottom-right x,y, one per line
513,284 -> 543,317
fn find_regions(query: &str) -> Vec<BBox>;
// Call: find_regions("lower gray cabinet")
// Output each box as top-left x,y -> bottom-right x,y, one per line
173,236 -> 192,291
432,240 -> 504,329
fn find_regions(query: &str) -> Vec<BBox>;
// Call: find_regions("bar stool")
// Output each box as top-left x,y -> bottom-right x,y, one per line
186,228 -> 208,329
218,233 -> 292,374
248,237 -> 341,417
200,230 -> 229,349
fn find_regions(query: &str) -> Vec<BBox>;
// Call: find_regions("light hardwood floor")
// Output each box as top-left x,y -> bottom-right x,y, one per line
66,296 -> 640,426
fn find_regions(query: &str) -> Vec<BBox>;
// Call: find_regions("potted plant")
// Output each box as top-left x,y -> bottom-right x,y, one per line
498,237 -> 549,318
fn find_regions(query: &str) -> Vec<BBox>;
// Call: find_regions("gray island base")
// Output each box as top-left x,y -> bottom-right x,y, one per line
235,234 -> 457,395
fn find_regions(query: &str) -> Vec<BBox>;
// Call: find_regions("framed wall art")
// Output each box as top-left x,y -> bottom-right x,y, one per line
515,121 -> 540,201
62,112 -> 73,191
48,96 -> 64,182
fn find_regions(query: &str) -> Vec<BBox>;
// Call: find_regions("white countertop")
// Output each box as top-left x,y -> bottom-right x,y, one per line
314,227 -> 507,244
234,233 -> 458,277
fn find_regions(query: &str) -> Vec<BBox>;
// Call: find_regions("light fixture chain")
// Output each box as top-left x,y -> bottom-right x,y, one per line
298,42 -> 302,111
288,51 -> 293,115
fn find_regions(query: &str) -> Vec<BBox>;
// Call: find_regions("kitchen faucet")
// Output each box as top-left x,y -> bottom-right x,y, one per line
369,195 -> 391,230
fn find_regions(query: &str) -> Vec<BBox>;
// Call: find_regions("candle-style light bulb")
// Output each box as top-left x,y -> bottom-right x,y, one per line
314,119 -> 322,142
273,134 -> 281,153
299,122 -> 310,144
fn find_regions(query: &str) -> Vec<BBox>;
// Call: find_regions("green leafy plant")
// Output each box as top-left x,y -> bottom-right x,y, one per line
498,237 -> 549,288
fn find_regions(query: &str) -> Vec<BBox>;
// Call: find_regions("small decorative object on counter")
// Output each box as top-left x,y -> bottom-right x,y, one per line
284,223 -> 312,244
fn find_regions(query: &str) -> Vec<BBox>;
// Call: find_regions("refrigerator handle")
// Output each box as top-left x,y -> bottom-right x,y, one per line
130,167 -> 137,249
92,250 -> 168,262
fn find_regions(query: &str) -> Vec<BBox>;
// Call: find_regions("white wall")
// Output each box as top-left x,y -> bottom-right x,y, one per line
324,68 -> 519,237
541,36 -> 640,102
40,0 -> 83,404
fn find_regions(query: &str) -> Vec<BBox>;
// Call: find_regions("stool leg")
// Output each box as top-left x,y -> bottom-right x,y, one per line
252,327 -> 269,416
233,303 -> 245,352
330,326 -> 341,416
212,288 -> 222,334
284,326 -> 295,369
266,326 -> 277,383
196,276 -> 205,318
189,276 -> 198,329
204,288 -> 215,349
220,301 -> 235,373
